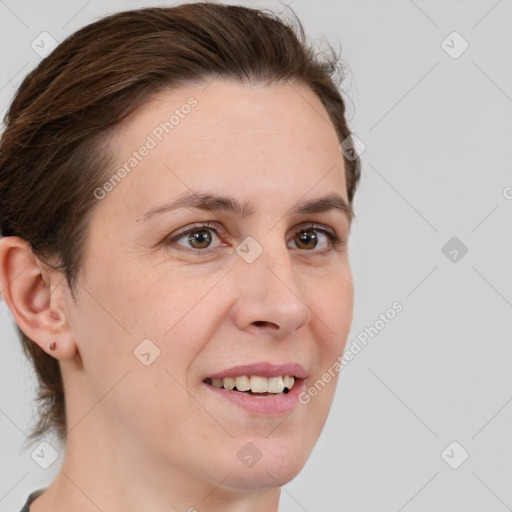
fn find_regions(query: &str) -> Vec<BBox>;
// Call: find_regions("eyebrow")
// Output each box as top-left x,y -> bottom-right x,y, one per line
136,191 -> 353,223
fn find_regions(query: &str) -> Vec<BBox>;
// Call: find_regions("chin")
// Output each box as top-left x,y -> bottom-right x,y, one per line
220,437 -> 312,491
225,461 -> 307,492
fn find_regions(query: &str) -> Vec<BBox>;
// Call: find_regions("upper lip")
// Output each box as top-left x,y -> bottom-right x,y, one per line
205,362 -> 307,380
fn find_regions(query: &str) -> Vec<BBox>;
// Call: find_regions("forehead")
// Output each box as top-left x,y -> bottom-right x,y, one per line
98,79 -> 347,221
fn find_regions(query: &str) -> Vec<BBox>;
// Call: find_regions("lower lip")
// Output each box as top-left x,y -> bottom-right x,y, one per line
203,379 -> 306,415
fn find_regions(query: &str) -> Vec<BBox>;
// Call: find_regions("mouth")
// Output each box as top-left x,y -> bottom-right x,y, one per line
202,363 -> 307,415
203,374 -> 298,397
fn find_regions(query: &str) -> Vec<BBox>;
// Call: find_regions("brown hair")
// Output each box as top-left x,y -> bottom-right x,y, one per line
0,2 -> 361,443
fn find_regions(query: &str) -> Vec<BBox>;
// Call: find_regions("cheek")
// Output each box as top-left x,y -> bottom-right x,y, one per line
69,287 -> 132,378
115,260 -> 219,338
94,365 -> 214,469
311,269 -> 354,356
301,270 -> 352,421
73,248 -> 225,396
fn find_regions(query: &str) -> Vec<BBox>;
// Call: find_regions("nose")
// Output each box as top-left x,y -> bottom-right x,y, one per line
231,237 -> 312,338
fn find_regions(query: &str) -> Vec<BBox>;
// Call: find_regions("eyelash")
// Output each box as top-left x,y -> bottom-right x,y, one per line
166,221 -> 345,254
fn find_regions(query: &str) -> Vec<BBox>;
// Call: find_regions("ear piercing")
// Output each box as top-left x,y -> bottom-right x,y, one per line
49,341 -> 57,351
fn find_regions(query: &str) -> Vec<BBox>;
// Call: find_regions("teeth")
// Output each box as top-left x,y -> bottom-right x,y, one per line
208,375 -> 296,394
235,376 -> 251,392
211,378 -> 223,388
250,376 -> 268,393
283,376 -> 294,389
268,376 -> 285,393
223,377 -> 236,390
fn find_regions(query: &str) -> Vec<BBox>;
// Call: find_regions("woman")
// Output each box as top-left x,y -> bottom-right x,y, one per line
0,3 -> 361,511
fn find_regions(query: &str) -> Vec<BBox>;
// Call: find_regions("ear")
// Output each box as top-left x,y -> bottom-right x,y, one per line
0,236 -> 77,360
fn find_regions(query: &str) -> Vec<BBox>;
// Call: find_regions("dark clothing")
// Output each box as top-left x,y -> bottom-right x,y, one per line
19,489 -> 45,511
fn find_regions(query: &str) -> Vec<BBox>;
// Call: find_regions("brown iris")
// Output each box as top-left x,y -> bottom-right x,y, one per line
294,228 -> 318,250
187,229 -> 212,249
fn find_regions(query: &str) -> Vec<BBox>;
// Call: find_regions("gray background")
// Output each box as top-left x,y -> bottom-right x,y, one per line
1,0 -> 511,510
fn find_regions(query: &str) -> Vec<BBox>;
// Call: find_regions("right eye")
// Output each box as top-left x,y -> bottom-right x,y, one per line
165,222 -> 229,252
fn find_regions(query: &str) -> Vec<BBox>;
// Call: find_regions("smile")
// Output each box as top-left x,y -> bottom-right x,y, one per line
202,363 -> 307,415
204,375 -> 296,395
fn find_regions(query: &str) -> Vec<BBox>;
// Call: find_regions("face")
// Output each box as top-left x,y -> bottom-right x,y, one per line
64,79 -> 353,491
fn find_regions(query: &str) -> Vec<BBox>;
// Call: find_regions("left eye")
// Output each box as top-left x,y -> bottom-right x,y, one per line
289,227 -> 335,251
167,222 -> 343,253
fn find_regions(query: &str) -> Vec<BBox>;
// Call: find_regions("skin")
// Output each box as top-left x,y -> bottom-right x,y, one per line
0,79 -> 354,512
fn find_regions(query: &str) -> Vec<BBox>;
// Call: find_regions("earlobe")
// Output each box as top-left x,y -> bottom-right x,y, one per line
45,336 -> 77,360
0,236 -> 77,360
